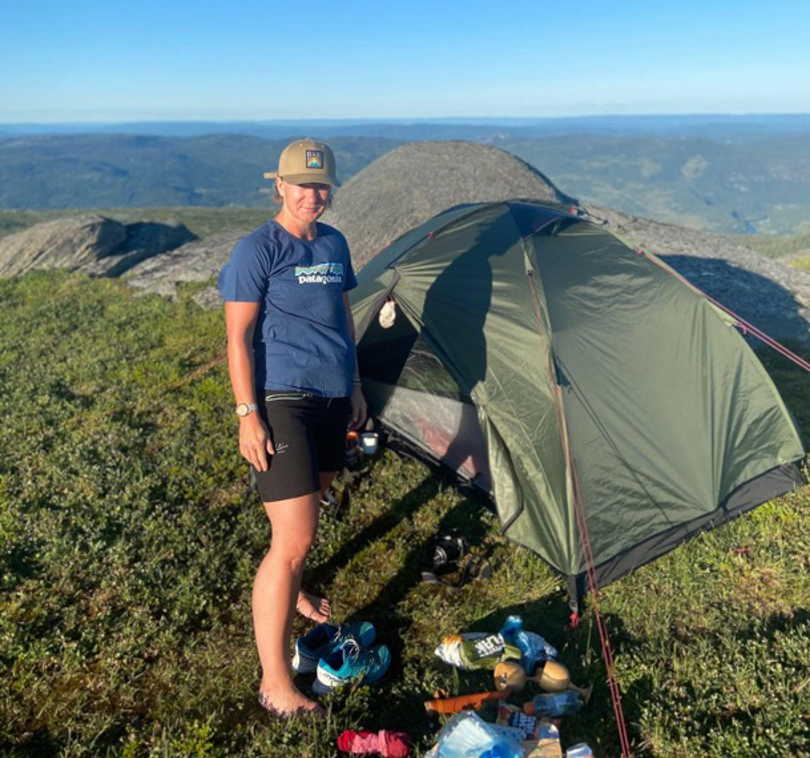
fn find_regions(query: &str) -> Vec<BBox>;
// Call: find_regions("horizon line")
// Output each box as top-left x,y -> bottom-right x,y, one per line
2,112 -> 810,127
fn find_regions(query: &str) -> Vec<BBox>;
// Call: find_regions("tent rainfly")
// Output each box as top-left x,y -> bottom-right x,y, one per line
350,201 -> 805,604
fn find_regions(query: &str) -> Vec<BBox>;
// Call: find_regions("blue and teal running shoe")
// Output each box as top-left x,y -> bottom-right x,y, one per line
292,622 -> 376,674
313,638 -> 391,693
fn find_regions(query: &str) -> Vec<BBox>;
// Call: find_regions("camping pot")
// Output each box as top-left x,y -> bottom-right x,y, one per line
494,661 -> 527,692
536,660 -> 571,692
359,432 -> 379,456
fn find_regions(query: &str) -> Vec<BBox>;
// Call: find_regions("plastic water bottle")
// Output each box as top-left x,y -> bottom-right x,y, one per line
523,690 -> 584,718
436,712 -> 523,758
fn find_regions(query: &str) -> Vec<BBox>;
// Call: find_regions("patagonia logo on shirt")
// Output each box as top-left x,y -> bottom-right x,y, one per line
295,262 -> 344,284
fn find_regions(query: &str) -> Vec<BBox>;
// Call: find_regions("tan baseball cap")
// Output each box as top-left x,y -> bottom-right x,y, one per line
276,138 -> 339,186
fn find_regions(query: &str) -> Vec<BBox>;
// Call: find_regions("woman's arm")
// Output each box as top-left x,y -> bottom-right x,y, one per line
224,301 -> 274,471
343,293 -> 367,430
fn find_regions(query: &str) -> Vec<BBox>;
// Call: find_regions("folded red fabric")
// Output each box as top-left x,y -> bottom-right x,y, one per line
337,729 -> 411,758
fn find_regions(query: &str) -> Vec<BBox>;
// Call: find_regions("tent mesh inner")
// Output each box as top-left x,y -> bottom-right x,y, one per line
358,310 -> 467,401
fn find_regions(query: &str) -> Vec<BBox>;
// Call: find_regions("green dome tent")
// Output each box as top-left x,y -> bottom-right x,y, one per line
350,201 -> 805,601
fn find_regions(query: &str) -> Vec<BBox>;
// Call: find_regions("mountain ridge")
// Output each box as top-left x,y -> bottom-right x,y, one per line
4,140 -> 806,343
1,132 -> 808,235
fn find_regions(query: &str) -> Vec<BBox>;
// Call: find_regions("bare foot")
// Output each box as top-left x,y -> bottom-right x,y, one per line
259,682 -> 325,718
296,588 -> 330,623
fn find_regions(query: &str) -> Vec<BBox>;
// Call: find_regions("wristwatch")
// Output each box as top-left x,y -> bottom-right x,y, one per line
235,403 -> 259,417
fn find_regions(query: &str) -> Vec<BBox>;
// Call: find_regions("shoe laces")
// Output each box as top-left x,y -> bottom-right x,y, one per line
340,637 -> 362,661
331,623 -> 354,645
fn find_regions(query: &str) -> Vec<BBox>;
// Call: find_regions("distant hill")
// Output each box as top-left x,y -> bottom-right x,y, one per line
0,134 -> 398,210
500,135 -> 810,235
1,131 -> 809,235
3,113 -> 810,140
2,141 -> 803,344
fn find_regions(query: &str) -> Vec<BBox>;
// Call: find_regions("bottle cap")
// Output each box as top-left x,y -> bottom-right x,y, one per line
523,701 -> 536,716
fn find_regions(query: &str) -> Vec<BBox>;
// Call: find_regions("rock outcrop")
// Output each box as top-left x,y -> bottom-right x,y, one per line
0,214 -> 126,276
84,221 -> 196,277
323,141 -> 577,268
0,214 -> 195,278
124,230 -> 244,299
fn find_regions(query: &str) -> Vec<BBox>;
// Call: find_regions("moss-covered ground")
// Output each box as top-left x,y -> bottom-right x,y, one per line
1,272 -> 809,757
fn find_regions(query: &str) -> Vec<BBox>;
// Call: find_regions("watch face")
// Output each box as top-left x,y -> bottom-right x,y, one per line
236,403 -> 249,416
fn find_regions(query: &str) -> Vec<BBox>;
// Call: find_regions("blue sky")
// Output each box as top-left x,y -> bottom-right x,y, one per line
1,0 -> 809,122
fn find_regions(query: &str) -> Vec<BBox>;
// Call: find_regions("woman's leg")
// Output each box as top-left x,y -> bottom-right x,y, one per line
296,469 -> 333,623
319,470 -> 338,496
294,470 -> 339,622
254,490 -> 324,715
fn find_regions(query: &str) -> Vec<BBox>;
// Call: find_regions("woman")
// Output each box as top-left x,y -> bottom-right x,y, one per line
218,138 -> 366,717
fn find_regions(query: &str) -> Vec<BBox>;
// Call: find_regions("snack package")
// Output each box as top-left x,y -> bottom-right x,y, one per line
523,691 -> 584,719
495,704 -> 559,741
434,632 -> 522,670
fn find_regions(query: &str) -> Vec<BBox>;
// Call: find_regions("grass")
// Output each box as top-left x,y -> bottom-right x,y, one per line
1,271 -> 809,757
787,257 -> 810,273
730,233 -> 810,261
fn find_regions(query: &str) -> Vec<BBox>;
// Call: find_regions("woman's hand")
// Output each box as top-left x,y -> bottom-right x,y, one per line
350,384 -> 367,431
239,414 -> 274,471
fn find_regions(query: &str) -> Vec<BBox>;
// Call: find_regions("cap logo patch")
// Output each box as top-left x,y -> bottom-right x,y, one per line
306,150 -> 324,169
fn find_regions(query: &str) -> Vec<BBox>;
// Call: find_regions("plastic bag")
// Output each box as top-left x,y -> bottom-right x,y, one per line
499,615 -> 557,673
435,712 -> 523,758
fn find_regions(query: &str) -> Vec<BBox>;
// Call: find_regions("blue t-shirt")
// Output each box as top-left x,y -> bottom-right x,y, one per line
218,219 -> 358,397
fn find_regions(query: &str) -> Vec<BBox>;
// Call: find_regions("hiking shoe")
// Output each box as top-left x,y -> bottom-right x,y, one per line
312,638 -> 391,693
292,622 -> 376,675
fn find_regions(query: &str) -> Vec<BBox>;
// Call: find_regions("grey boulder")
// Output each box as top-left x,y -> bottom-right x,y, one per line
0,214 -> 125,276
125,230 -> 244,304
0,214 -> 195,278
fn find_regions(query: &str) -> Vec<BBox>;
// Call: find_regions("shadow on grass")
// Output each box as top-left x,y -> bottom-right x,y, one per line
317,490 -> 500,748
313,471 -> 441,590
344,493 -> 492,647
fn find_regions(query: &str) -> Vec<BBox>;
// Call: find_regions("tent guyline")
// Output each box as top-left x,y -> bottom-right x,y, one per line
351,200 -> 807,756
553,372 -> 633,757
569,448 -> 633,758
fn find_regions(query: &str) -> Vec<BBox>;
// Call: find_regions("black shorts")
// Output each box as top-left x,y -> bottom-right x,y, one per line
252,391 -> 351,503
